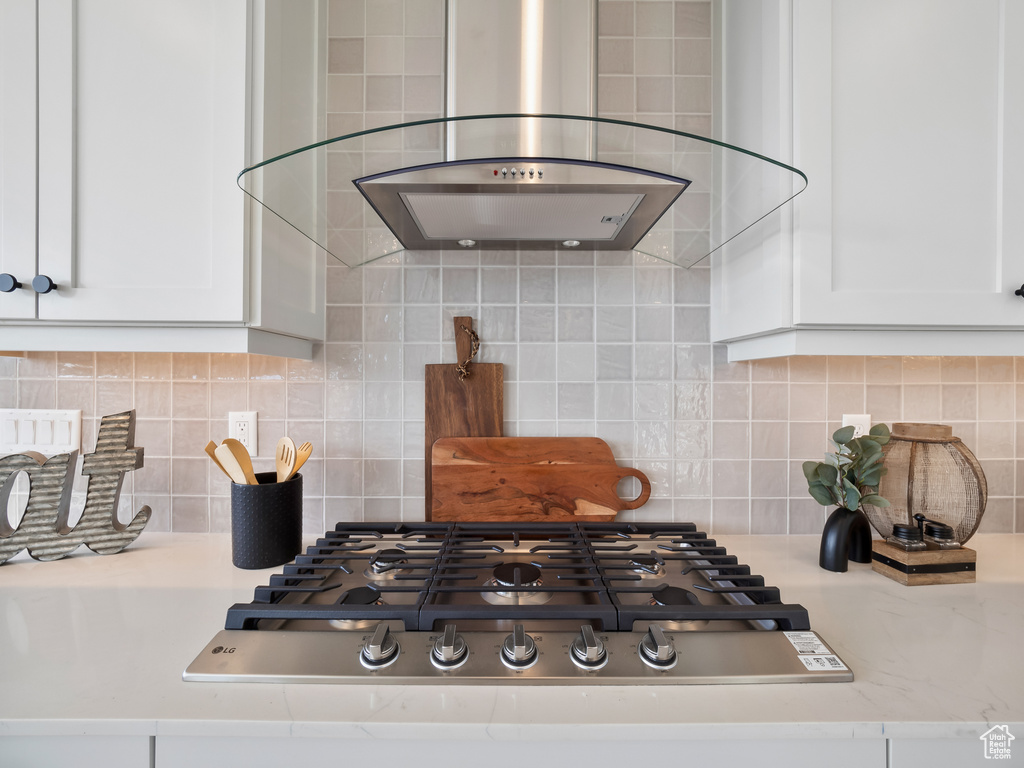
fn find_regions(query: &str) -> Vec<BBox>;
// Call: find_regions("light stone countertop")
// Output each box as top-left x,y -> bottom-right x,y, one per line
0,532 -> 1021,746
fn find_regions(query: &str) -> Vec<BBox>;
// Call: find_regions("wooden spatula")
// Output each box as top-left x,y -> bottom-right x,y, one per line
214,442 -> 252,485
275,437 -> 297,483
424,316 -> 504,520
204,440 -> 233,480
221,438 -> 258,485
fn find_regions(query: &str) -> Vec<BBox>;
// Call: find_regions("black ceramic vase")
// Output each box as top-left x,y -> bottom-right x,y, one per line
819,507 -> 872,572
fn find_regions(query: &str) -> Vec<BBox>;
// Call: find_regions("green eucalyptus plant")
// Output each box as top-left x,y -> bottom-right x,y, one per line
803,424 -> 892,512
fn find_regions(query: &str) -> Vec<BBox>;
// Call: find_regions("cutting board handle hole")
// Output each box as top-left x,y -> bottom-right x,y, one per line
617,475 -> 641,500
616,469 -> 652,510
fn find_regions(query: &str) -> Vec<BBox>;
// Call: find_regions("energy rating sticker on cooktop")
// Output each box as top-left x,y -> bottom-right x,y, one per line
185,522 -> 853,685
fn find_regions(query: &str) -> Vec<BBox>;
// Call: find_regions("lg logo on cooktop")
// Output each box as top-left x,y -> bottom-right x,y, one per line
212,646 -> 237,655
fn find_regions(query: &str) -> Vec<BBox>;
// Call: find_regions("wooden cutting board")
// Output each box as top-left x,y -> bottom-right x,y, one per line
424,317 -> 503,519
431,437 -> 651,522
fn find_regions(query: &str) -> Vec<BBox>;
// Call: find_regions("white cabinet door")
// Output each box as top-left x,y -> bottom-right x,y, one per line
0,735 -> 151,768
34,0 -> 247,324
0,0 -> 38,320
794,0 -> 1024,328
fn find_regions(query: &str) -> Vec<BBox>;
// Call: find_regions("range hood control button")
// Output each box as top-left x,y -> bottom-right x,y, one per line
360,623 -> 400,668
638,624 -> 677,669
501,167 -> 507,177
570,625 -> 607,669
500,624 -> 537,668
431,624 -> 468,669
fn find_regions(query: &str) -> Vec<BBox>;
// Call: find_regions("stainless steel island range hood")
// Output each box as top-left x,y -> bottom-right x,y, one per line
238,0 -> 806,268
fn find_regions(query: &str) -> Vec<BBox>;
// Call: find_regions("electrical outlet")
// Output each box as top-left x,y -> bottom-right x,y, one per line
842,414 -> 872,438
228,411 -> 258,453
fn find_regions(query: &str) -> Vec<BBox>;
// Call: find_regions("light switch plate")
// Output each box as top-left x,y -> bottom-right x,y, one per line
0,409 -> 83,455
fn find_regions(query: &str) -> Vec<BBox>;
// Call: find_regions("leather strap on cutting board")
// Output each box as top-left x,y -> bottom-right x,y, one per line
424,317 -> 503,520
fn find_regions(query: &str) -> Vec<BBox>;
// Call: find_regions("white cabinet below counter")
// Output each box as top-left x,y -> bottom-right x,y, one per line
0,736 -> 150,768
0,0 -> 325,359
712,0 -> 1024,360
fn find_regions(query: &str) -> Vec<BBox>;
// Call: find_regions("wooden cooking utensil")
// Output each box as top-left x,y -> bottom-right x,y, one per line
221,438 -> 258,485
214,442 -> 252,485
431,436 -> 652,522
204,440 -> 233,480
288,441 -> 313,481
424,316 -> 503,519
275,436 -> 297,483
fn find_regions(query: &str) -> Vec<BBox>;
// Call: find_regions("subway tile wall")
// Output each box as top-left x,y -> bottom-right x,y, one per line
0,0 -> 1019,536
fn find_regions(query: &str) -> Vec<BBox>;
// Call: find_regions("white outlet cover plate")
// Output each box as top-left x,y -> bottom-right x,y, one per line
228,411 -> 258,451
841,414 -> 872,438
0,409 -> 83,455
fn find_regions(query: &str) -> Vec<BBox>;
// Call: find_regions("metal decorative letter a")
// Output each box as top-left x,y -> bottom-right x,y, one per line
0,410 -> 152,565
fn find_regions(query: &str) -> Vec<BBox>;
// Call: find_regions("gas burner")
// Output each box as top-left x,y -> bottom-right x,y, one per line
364,548 -> 410,580
649,585 -> 699,607
648,585 -> 708,631
328,585 -> 385,630
343,586 -> 384,605
482,561 -> 552,606
493,562 -> 542,587
629,554 -> 666,578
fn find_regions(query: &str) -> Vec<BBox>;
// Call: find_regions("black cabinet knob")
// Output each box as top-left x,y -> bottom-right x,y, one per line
32,275 -> 57,294
0,274 -> 22,292
1016,285 -> 1024,297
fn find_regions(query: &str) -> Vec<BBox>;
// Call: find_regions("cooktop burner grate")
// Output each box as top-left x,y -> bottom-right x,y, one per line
222,521 -> 811,633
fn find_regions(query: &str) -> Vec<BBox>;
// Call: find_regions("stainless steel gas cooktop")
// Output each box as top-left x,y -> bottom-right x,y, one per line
184,522 -> 852,685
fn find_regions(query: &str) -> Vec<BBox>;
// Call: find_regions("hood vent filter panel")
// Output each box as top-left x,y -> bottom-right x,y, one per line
356,157 -> 689,252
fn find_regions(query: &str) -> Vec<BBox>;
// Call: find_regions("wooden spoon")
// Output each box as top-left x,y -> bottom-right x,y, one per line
275,436 -> 297,483
286,441 -> 313,482
204,440 -> 233,480
221,438 -> 258,485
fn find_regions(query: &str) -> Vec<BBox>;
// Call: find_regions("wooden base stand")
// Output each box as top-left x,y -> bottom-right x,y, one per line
871,540 -> 976,586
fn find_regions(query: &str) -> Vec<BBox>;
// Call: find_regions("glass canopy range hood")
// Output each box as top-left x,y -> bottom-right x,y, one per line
236,112 -> 807,269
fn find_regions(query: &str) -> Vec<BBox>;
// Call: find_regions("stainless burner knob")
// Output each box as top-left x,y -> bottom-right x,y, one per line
638,624 -> 677,668
360,623 -> 400,668
570,625 -> 607,669
501,624 -> 537,668
431,624 -> 468,669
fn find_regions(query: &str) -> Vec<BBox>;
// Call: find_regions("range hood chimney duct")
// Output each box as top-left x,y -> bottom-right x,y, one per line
353,0 -> 691,255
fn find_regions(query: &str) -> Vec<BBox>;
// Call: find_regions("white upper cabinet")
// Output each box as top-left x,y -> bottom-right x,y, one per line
0,0 -> 37,321
712,0 -> 1024,359
0,0 -> 325,358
